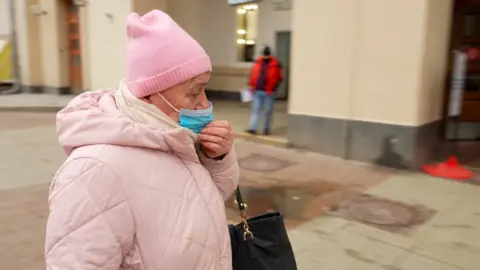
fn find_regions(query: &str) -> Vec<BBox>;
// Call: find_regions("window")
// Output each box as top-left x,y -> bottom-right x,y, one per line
236,4 -> 258,62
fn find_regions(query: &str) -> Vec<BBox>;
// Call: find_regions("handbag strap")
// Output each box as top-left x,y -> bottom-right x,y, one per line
234,186 -> 254,240
234,187 -> 247,211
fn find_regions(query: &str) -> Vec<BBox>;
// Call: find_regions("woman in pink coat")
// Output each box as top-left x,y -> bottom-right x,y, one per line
45,10 -> 239,270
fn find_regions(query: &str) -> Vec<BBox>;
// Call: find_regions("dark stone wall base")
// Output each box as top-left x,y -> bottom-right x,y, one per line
446,122 -> 480,140
287,114 -> 442,169
206,89 -> 289,101
205,89 -> 240,101
22,85 -> 72,95
22,85 -> 43,93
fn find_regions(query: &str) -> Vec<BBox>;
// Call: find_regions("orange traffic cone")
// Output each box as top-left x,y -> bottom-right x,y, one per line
422,156 -> 473,180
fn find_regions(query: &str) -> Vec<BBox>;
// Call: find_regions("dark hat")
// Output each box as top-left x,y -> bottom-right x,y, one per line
262,46 -> 271,56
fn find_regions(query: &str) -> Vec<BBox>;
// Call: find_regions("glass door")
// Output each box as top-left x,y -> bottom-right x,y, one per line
449,0 -> 480,121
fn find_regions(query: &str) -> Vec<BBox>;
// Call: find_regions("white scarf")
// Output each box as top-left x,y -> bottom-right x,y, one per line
115,79 -> 183,131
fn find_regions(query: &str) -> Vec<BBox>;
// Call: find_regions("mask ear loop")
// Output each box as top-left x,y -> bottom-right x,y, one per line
157,93 -> 180,113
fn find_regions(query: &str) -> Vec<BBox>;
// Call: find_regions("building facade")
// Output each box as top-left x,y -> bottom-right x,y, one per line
0,0 -> 12,37
0,0 -> 13,83
11,0 -> 480,168
12,0 -> 291,93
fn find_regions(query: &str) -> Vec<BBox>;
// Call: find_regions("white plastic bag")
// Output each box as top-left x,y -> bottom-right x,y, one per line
240,88 -> 253,103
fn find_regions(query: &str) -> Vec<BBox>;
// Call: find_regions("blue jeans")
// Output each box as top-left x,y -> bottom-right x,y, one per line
249,90 -> 275,131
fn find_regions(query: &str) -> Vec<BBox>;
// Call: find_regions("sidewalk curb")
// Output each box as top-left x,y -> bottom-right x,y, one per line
234,131 -> 291,148
0,106 -> 291,148
0,106 -> 63,113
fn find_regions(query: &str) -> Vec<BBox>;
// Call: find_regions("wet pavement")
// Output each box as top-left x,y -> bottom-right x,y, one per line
226,141 -> 394,228
1,111 -> 480,270
225,179 -> 346,228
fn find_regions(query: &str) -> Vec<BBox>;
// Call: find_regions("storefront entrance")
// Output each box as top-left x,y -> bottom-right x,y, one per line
447,0 -> 480,122
66,1 -> 83,94
441,0 -> 480,168
442,0 -> 480,143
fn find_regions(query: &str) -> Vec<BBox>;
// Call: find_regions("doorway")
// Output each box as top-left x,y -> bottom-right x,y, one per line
66,1 -> 83,93
275,31 -> 291,100
447,0 -> 480,123
440,0 -> 480,167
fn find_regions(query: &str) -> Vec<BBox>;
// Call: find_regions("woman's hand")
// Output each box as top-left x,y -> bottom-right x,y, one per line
198,120 -> 234,159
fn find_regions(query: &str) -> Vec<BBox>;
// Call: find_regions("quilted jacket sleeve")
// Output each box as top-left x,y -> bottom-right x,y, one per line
45,158 -> 135,270
200,148 -> 240,201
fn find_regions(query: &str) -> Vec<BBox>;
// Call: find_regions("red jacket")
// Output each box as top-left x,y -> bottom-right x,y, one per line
249,57 -> 283,94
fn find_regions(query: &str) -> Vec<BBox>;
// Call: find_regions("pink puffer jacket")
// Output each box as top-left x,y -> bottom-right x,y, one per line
45,90 -> 239,270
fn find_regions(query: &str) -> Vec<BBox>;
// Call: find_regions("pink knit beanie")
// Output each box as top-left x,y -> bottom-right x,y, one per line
125,10 -> 212,98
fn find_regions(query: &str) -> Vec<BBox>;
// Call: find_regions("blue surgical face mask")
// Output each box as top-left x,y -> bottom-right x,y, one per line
178,103 -> 213,133
158,94 -> 213,133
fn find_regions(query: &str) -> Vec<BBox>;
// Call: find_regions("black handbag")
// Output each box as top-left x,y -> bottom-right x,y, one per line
228,187 -> 297,270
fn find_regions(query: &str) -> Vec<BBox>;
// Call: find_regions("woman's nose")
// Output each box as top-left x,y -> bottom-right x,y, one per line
195,92 -> 210,110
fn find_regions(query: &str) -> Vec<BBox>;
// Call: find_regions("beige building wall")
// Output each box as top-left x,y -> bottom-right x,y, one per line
289,0 -> 357,119
13,0 -> 44,88
289,0 -> 452,126
200,0 -> 238,66
13,0 -> 30,85
17,0 -> 85,92
352,0 -> 428,125
56,0 -> 69,88
80,0 -> 169,90
256,0 -> 291,57
13,0 -> 69,91
15,0 -> 133,92
15,0 -> 275,93
168,0 -> 293,93
82,0 -> 132,90
134,0 -> 168,15
288,0 -> 454,167
168,0 -> 202,46
15,0 -> 452,113
79,6 -> 91,91
76,0 -> 169,91
37,0 -> 65,90
168,0 -> 248,93
0,0 -> 11,37
417,0 -> 454,124
27,0 -> 44,87
208,66 -> 251,92
202,0 -> 248,93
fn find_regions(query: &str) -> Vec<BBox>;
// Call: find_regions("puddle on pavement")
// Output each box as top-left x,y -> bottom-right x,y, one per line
225,179 -> 353,228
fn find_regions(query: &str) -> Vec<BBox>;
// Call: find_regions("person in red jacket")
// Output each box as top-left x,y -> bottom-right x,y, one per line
246,46 -> 284,135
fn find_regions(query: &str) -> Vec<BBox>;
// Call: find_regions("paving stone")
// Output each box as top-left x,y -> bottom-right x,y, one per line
392,253 -> 465,270
2,111 -> 479,270
330,194 -> 437,235
0,184 -> 49,269
238,153 -> 296,172
291,227 -> 407,270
